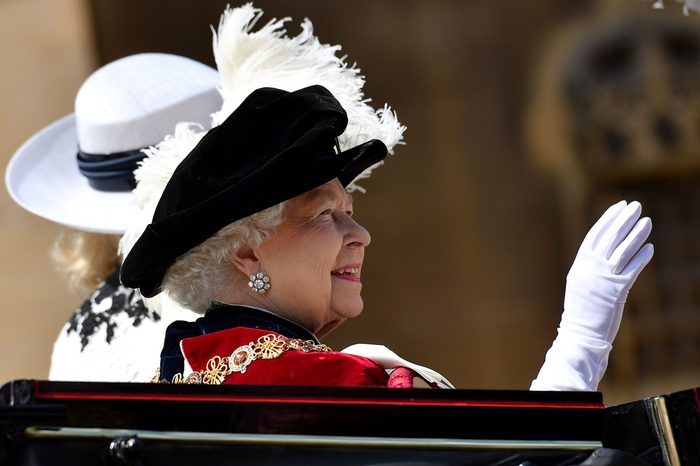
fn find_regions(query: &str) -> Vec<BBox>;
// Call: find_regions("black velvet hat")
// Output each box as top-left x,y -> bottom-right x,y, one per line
120,85 -> 388,297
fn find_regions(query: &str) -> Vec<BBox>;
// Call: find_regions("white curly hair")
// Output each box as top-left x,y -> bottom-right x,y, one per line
162,201 -> 287,313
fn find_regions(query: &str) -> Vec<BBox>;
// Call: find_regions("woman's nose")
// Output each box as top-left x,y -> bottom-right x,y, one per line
344,216 -> 371,248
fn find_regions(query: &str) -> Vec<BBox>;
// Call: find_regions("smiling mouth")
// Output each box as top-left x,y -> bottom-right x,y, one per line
331,265 -> 361,282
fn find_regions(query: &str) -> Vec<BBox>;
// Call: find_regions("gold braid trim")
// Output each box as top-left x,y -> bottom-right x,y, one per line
153,333 -> 332,385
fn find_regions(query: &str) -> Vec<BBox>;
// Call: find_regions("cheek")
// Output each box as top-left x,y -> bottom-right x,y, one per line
265,233 -> 338,292
309,244 -> 340,294
298,227 -> 342,265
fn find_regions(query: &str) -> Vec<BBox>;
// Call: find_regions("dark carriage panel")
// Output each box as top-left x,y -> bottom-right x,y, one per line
6,380 -> 696,465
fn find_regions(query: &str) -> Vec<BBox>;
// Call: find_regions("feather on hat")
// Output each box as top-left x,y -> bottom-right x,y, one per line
652,0 -> 700,14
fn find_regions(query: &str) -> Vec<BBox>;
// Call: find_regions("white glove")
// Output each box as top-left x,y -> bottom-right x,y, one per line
531,200 -> 654,391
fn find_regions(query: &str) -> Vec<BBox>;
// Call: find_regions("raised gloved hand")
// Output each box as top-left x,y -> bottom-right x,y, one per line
531,200 -> 654,391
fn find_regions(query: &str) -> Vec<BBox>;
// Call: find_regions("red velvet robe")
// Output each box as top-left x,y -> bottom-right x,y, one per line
181,327 -> 394,387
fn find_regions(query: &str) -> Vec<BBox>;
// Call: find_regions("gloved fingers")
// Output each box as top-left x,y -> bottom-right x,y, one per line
611,217 -> 652,274
581,201 -> 628,250
618,242 -> 654,279
595,201 -> 642,259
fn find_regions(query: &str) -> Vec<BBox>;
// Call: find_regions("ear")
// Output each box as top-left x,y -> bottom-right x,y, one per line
230,245 -> 260,277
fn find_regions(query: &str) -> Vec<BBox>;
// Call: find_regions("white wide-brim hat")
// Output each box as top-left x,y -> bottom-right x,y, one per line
5,53 -> 222,234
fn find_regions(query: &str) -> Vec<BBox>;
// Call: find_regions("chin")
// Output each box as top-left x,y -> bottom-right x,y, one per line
333,296 -> 364,319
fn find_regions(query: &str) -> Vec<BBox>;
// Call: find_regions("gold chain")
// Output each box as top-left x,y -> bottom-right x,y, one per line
154,334 -> 332,385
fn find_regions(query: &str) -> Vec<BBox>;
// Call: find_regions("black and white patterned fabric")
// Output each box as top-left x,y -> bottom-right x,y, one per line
66,270 -> 158,350
50,269 -> 198,382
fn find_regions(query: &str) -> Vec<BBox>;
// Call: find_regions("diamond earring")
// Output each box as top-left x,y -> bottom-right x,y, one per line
248,272 -> 271,294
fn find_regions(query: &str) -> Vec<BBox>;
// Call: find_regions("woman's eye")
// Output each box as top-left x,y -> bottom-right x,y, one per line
319,209 -> 332,217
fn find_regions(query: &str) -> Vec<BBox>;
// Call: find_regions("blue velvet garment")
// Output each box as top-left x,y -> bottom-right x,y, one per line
159,302 -> 318,380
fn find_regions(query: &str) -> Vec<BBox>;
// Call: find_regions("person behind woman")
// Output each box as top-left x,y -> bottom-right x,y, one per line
120,84 -> 653,389
5,53 -> 221,381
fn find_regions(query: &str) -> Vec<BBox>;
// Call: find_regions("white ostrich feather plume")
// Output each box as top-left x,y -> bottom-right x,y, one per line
652,0 -> 700,14
212,3 -> 405,191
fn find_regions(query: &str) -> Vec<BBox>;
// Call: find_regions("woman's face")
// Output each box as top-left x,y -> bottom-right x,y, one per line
254,179 -> 371,337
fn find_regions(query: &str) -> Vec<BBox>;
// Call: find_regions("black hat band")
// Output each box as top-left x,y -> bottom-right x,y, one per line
77,148 -> 147,192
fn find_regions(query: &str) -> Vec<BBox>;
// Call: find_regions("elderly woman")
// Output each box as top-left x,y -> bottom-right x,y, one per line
121,84 -> 653,389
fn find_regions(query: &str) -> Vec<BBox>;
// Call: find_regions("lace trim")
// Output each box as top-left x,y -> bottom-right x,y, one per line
153,333 -> 332,384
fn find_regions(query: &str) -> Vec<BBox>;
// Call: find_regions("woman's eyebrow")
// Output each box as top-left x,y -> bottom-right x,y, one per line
304,186 -> 344,205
